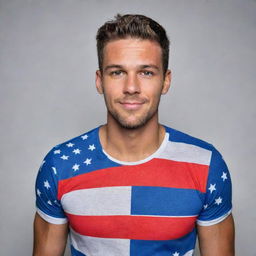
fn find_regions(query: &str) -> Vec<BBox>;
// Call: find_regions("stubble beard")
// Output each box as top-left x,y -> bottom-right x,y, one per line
108,108 -> 158,130
105,96 -> 161,130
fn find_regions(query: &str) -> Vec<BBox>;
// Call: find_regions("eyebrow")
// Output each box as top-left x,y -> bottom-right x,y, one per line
104,65 -> 123,72
104,64 -> 160,72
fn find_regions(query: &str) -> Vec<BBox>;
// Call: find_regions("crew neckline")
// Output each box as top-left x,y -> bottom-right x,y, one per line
97,127 -> 169,166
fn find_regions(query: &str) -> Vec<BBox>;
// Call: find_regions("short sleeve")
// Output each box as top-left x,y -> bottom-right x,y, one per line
197,148 -> 232,226
35,150 -> 67,224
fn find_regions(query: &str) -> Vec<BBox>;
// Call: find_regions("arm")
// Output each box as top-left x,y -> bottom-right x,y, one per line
33,213 -> 69,256
197,214 -> 235,256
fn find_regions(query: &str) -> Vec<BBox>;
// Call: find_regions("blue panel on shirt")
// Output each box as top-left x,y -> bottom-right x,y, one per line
130,228 -> 196,256
131,186 -> 203,216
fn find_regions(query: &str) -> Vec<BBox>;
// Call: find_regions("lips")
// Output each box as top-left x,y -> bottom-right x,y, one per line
119,100 -> 145,110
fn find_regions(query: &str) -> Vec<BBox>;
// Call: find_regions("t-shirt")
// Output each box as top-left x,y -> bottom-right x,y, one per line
35,125 -> 232,256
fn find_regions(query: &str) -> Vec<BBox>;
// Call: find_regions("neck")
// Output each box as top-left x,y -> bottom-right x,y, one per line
99,114 -> 165,162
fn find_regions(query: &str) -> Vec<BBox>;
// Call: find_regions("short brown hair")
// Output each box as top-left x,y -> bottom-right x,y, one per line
96,14 -> 170,74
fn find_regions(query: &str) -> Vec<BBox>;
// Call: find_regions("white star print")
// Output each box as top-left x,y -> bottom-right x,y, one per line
221,172 -> 228,181
52,167 -> 57,175
47,200 -> 52,205
73,148 -> 81,154
215,197 -> 222,205
60,155 -> 69,160
84,158 -> 92,165
37,189 -> 41,197
44,180 -> 51,189
66,142 -> 74,147
203,204 -> 208,210
173,252 -> 179,256
88,144 -> 96,151
81,134 -> 88,140
54,149 -> 61,154
208,184 -> 216,193
72,164 -> 80,171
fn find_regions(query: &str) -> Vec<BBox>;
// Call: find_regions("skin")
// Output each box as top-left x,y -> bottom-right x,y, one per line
96,38 -> 171,161
33,38 -> 235,255
33,213 -> 68,256
197,214 -> 235,255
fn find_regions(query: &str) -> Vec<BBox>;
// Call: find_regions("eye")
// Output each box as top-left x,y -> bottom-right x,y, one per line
110,70 -> 124,76
141,70 -> 154,76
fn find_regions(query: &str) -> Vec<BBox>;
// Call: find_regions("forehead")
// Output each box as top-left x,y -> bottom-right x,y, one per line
103,38 -> 162,67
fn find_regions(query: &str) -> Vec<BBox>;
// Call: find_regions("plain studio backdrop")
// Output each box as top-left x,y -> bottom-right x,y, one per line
0,0 -> 255,255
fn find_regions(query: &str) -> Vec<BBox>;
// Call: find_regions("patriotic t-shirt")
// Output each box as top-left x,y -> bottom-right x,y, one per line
35,125 -> 232,256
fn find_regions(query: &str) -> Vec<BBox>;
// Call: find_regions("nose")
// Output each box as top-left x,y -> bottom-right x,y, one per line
123,72 -> 141,95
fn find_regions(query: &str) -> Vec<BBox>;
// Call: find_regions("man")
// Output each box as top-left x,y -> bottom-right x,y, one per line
33,14 -> 234,256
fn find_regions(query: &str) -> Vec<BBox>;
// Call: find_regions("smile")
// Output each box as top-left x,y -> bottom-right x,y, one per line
120,101 -> 144,110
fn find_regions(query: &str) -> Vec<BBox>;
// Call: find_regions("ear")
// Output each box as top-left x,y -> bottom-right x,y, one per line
95,70 -> 104,94
161,69 -> 171,95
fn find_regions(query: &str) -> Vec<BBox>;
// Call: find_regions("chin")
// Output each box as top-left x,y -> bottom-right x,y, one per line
110,110 -> 157,130
118,121 -> 147,130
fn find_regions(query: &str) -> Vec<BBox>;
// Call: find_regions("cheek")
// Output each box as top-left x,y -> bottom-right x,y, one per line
103,88 -> 120,105
104,87 -> 119,97
102,79 -> 122,95
146,86 -> 163,100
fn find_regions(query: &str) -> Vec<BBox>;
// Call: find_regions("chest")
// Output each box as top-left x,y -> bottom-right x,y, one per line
59,161 -> 206,240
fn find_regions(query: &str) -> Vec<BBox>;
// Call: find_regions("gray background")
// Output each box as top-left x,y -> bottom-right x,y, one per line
0,0 -> 255,255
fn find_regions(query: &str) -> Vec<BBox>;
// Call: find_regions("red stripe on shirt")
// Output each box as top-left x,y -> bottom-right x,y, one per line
58,158 -> 208,200
66,214 -> 197,240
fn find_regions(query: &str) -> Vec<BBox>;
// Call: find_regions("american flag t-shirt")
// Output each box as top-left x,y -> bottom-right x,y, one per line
35,126 -> 232,256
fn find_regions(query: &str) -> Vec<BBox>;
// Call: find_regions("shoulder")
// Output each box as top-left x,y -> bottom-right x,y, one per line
164,125 -> 222,152
51,126 -> 99,152
164,125 -> 224,165
41,126 -> 100,170
164,125 -> 215,150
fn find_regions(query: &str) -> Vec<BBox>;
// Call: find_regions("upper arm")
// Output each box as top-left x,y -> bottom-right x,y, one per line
34,151 -> 69,255
197,213 -> 235,256
33,213 -> 69,256
196,147 -> 234,255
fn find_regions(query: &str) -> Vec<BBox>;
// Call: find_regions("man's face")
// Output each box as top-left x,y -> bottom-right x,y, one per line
96,38 -> 171,129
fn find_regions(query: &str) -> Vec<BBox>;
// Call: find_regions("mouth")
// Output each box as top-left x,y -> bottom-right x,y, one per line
119,101 -> 145,110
